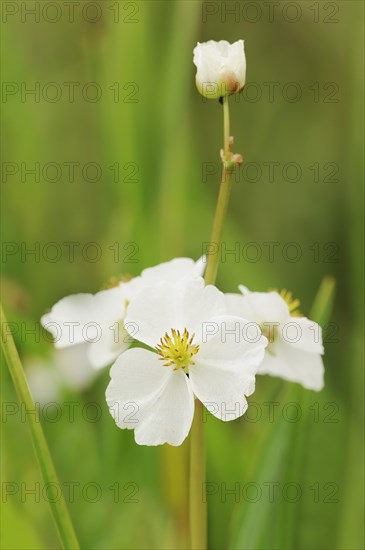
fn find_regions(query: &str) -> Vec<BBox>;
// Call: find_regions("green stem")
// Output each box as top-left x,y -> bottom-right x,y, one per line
223,95 -> 230,155
189,96 -> 236,549
1,304 -> 80,549
205,96 -> 234,285
189,400 -> 206,550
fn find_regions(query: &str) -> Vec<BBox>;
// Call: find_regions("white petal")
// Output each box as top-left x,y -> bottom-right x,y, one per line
228,40 -> 246,88
237,287 -> 290,324
92,286 -> 128,324
258,337 -> 324,391
193,42 -> 220,82
86,322 -> 130,370
189,315 -> 267,421
140,257 -> 204,283
281,317 -> 324,354
225,292 -> 257,320
125,285 -> 183,347
107,348 -> 169,409
121,257 -> 205,304
180,283 -> 226,338
134,369 -> 194,446
106,348 -> 194,446
197,314 -> 266,360
208,40 -> 231,56
41,294 -> 98,348
119,276 -> 142,302
190,362 -> 249,422
41,287 -> 127,350
125,278 -> 225,348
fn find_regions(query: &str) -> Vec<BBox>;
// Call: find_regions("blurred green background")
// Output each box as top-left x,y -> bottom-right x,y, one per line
1,1 -> 364,549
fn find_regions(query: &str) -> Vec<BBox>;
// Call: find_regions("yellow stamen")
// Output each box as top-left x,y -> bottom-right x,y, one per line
277,289 -> 302,317
155,328 -> 200,371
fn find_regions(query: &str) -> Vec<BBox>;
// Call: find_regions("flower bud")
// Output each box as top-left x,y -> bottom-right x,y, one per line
193,40 -> 246,99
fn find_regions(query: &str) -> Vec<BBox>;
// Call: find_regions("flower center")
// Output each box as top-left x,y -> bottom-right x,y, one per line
155,328 -> 199,371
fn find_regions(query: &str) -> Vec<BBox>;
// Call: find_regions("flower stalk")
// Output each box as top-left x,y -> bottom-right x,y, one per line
1,304 -> 80,550
223,95 -> 230,157
189,400 -> 206,550
205,96 -> 240,285
190,95 -> 241,549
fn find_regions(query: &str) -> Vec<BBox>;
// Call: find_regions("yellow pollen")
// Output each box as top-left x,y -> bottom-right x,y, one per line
155,328 -> 199,371
278,289 -> 302,317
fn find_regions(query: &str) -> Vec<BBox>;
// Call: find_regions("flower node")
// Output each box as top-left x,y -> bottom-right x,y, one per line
156,328 -> 200,371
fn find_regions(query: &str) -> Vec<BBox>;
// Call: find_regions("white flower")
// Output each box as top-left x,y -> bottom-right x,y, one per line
41,257 -> 205,370
193,40 -> 246,99
106,278 -> 267,446
226,286 -> 325,391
